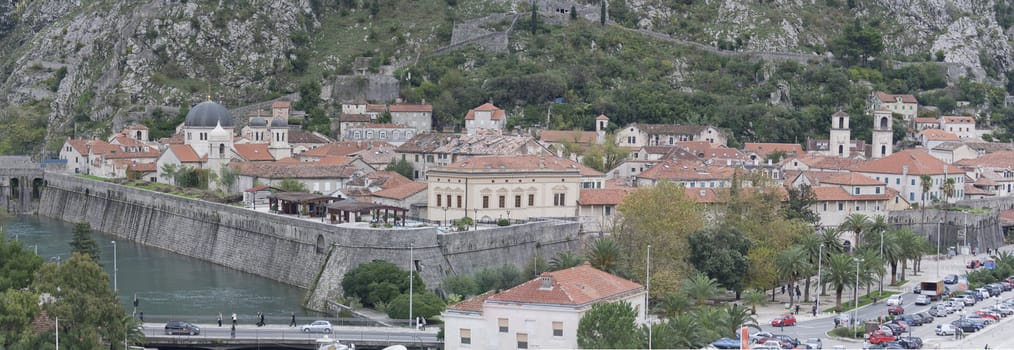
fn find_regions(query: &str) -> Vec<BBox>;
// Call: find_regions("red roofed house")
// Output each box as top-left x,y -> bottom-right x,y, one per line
939,116 -> 976,140
956,151 -> 1014,197
635,160 -> 736,188
388,103 -> 433,133
464,103 -> 507,135
744,143 -> 805,162
919,129 -> 961,149
442,263 -> 646,350
854,149 -> 965,204
794,172 -> 910,230
426,155 -> 604,223
872,91 -> 918,120
577,187 -> 633,234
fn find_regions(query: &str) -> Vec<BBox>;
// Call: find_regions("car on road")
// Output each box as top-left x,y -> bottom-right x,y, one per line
912,284 -> 921,294
770,314 -> 796,327
935,324 -> 956,336
709,337 -> 741,349
164,321 -> 200,335
881,323 -> 903,336
804,337 -> 822,349
962,294 -> 977,305
966,315 -> 994,326
867,330 -> 896,345
888,305 -> 905,316
895,336 -> 923,349
896,314 -> 922,326
928,305 -> 947,317
952,319 -> 982,332
944,274 -> 958,284
886,295 -> 903,306
976,310 -> 1000,320
300,320 -> 333,333
914,295 -> 930,305
914,312 -> 934,324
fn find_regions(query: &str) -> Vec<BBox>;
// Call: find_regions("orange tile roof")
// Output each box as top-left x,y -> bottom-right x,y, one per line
486,263 -> 643,306
366,171 -> 414,189
942,116 -> 975,124
637,160 -> 736,181
795,171 -> 845,184
65,139 -> 94,155
127,163 -> 157,172
540,130 -> 598,144
956,151 -> 1014,168
913,117 -> 938,124
920,129 -> 960,141
796,155 -> 869,171
595,114 -> 609,121
271,100 -> 291,108
231,161 -> 360,179
168,144 -> 205,163
744,143 -> 805,158
877,92 -> 918,104
1001,210 -> 1014,225
578,188 -> 633,205
855,149 -> 950,175
975,176 -> 999,186
966,184 -> 994,196
464,103 -> 505,121
387,104 -> 432,112
373,181 -> 427,200
448,290 -> 496,312
677,141 -> 747,161
234,144 -> 275,161
821,172 -> 883,186
437,155 -> 604,176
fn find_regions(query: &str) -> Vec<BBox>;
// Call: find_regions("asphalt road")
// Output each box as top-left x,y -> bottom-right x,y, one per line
141,323 -> 438,345
755,286 -> 1014,349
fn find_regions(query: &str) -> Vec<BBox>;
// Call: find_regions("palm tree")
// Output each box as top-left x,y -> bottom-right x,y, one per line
743,290 -> 768,315
840,214 -> 870,251
942,178 -> 956,203
880,229 -> 903,285
120,314 -> 146,346
549,251 -> 586,271
894,229 -> 920,281
822,253 -> 857,312
650,315 -> 704,349
654,292 -> 691,318
919,174 -> 933,207
856,249 -> 885,296
817,228 -> 845,295
776,246 -> 812,306
714,304 -> 760,338
796,234 -> 822,302
683,271 -> 721,306
587,239 -> 620,273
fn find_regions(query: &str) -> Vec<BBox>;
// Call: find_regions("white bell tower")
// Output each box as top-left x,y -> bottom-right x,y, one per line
828,110 -> 851,157
871,108 -> 893,159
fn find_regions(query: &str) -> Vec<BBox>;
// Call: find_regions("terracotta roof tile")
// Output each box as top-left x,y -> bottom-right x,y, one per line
578,188 -> 633,205
448,291 -> 496,312
966,184 -> 994,196
956,151 -> 1014,168
288,129 -> 333,144
300,141 -> 393,158
676,141 -> 747,162
272,100 -> 291,108
127,163 -> 157,172
637,160 -> 736,181
942,116 -> 975,124
821,172 -> 883,186
388,104 -> 433,112
540,130 -> 598,144
975,176 -> 1000,186
913,117 -> 938,124
855,149 -> 949,175
341,114 -> 373,122
744,143 -> 805,159
234,144 -> 275,161
365,104 -> 387,113
397,133 -> 551,157
877,92 -> 918,104
596,114 -> 609,121
486,263 -> 643,306
373,182 -> 427,200
464,103 -> 505,121
920,129 -> 960,141
168,145 -> 205,163
65,139 -> 93,154
231,161 -> 361,179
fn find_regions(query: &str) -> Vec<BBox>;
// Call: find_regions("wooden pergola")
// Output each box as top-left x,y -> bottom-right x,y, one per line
326,200 -> 409,226
268,192 -> 341,217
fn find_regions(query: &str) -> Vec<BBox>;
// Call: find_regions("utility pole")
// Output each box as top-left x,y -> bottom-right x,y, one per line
409,243 -> 414,329
646,244 -> 651,350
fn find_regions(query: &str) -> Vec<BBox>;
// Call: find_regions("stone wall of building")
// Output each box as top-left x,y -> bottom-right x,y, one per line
0,156 -> 45,214
38,173 -> 584,310
887,209 -> 1004,252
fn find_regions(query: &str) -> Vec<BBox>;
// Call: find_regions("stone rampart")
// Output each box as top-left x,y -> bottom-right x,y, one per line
0,156 -> 45,214
38,173 -> 583,310
887,209 -> 1004,251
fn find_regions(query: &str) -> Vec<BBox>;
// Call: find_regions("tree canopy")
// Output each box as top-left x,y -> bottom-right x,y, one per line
341,260 -> 424,307
577,301 -> 642,349
70,222 -> 101,262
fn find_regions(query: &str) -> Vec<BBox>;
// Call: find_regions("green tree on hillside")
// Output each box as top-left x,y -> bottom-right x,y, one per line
831,20 -> 884,66
688,226 -> 750,296
0,239 -> 44,291
341,260 -> 424,307
385,158 -> 414,179
577,301 -> 642,349
70,222 -> 101,262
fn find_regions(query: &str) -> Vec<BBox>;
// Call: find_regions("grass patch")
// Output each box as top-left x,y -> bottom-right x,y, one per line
891,279 -> 908,286
823,290 -> 897,313
828,325 -> 865,339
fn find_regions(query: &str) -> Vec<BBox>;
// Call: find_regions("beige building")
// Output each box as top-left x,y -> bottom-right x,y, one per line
426,155 -> 603,223
872,92 -> 918,121
929,142 -> 978,164
854,149 -> 965,204
464,103 -> 507,135
940,116 -> 977,140
789,172 -> 911,231
442,264 -> 646,350
615,123 -> 727,148
395,133 -> 553,180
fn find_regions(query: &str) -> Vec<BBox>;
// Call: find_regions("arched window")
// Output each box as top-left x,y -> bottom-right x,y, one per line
838,117 -> 845,129
837,145 -> 844,155
316,235 -> 326,254
881,145 -> 886,155
379,131 -> 387,139
367,131 -> 374,139
353,131 -> 361,139
136,131 -> 142,139
219,144 -> 225,157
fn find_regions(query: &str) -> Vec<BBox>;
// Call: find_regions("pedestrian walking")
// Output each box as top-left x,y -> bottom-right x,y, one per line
232,313 -> 237,326
795,285 -> 801,298
834,317 -> 840,328
290,312 -> 296,327
259,312 -> 265,327
781,285 -> 786,294
139,311 -> 144,322
795,304 -> 800,315
230,324 -> 236,339
218,313 -> 223,327
812,304 -> 817,317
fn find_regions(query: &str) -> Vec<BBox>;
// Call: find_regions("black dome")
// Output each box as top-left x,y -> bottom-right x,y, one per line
185,101 -> 233,127
270,118 -> 288,127
249,117 -> 267,127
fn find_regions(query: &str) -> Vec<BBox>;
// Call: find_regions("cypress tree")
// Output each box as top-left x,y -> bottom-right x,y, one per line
600,0 -> 606,26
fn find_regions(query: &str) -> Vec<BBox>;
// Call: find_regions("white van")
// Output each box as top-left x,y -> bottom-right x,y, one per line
977,288 -> 991,300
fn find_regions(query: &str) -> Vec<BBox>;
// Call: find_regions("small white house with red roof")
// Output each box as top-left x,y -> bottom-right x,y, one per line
464,103 -> 507,135
442,263 -> 646,350
939,116 -> 976,140
872,91 -> 918,120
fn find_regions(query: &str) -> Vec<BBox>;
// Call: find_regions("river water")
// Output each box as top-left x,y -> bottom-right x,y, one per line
2,215 -> 324,323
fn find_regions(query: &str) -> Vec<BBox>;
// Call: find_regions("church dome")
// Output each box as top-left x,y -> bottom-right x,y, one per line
270,117 -> 288,127
185,101 -> 234,128
249,116 -> 268,127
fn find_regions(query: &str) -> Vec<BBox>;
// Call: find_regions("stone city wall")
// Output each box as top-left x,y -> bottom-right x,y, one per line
887,209 -> 1004,252
38,173 -> 583,310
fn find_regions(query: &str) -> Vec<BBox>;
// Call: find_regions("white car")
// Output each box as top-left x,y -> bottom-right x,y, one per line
300,320 -> 333,333
914,295 -> 930,305
886,295 -> 903,306
935,324 -> 956,336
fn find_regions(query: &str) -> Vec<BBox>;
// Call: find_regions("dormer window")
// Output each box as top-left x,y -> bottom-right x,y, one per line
539,275 -> 553,290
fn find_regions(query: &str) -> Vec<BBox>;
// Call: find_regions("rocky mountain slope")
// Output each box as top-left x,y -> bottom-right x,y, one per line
0,0 -> 1012,155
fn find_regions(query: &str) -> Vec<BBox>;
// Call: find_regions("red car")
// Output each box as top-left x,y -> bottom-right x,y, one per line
888,305 -> 904,315
976,310 -> 999,320
868,330 -> 897,345
770,314 -> 797,327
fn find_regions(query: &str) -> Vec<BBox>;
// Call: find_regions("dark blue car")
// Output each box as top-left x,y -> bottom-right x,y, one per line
711,337 -> 741,349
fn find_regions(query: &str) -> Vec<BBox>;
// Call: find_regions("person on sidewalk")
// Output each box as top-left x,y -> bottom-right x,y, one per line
812,304 -> 817,317
232,313 -> 237,326
218,313 -> 222,327
795,304 -> 800,315
290,312 -> 296,327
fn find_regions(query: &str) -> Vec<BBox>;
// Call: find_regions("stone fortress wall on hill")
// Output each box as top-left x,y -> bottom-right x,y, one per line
38,173 -> 583,310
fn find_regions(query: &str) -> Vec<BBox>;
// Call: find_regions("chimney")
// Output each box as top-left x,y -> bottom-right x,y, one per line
539,275 -> 553,290
767,159 -> 772,166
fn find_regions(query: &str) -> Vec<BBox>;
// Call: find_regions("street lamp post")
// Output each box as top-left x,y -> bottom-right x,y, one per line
853,258 -> 864,328
409,243 -> 414,329
646,244 -> 651,350
111,240 -> 118,292
879,230 -> 884,294
816,243 -> 824,312
473,209 -> 478,231
442,207 -> 448,227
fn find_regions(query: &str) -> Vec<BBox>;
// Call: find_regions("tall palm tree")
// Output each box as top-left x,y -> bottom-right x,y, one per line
822,253 -> 857,312
880,229 -> 903,285
919,174 -> 933,207
549,251 -> 586,271
683,271 -> 721,306
776,246 -> 812,306
587,239 -> 620,273
840,214 -> 870,251
894,229 -> 920,281
942,178 -> 956,203
714,304 -> 760,338
120,314 -> 146,347
856,249 -> 885,296
817,228 -> 845,295
743,290 -> 768,315
650,314 -> 704,349
796,234 -> 822,302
